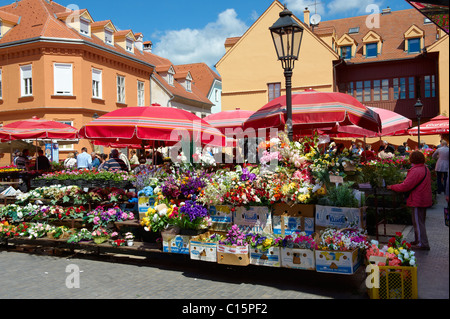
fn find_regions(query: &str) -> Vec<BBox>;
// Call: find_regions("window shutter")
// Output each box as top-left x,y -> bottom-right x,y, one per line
80,18 -> 89,35
105,29 -> 113,44
54,64 -> 73,95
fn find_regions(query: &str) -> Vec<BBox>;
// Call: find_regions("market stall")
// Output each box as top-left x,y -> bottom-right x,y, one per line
1,128 -> 426,299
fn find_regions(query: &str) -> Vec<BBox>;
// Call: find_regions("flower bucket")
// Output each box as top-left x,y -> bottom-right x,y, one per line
93,236 -> 109,244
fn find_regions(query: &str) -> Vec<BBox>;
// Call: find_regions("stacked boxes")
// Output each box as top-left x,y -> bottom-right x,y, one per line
272,203 -> 315,236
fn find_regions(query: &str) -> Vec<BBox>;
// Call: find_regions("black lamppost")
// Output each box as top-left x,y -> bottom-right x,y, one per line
414,99 -> 424,147
269,5 -> 304,142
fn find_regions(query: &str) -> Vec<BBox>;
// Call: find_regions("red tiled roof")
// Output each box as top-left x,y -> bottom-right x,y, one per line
314,8 -> 439,64
0,10 -> 20,24
175,63 -> 221,98
0,0 -> 212,107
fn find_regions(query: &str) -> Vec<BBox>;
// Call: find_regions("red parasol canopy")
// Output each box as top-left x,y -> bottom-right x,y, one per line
203,108 -> 255,135
243,89 -> 381,136
0,116 -> 79,141
78,106 -> 226,147
321,107 -> 412,138
408,115 -> 449,135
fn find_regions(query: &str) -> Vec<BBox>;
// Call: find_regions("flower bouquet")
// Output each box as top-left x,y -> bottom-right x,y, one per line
365,232 -> 416,267
173,200 -> 211,234
140,202 -> 178,232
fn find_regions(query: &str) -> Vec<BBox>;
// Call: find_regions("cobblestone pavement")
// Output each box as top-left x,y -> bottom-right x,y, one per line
0,196 -> 447,301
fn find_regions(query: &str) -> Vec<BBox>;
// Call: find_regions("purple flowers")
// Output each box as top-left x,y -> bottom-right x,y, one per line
179,200 -> 208,222
219,224 -> 247,246
240,168 -> 256,182
85,205 -> 134,229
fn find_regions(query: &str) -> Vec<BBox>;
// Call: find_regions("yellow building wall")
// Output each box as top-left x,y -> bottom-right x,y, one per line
216,1 -> 339,112
428,35 -> 449,117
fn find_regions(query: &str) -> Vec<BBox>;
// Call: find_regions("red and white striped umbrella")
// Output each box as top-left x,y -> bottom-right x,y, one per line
322,107 -> 412,137
79,106 -> 226,147
0,116 -> 79,141
243,90 -> 381,136
203,108 -> 255,134
408,115 -> 449,135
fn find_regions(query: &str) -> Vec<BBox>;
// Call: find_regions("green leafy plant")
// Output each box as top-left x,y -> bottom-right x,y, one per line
318,183 -> 360,208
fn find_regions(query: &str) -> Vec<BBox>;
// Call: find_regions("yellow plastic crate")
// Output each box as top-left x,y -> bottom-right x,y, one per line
368,266 -> 418,299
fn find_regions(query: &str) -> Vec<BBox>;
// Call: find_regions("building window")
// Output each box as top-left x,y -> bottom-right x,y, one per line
393,78 -> 407,100
364,80 -> 371,101
408,38 -> 421,54
373,80 -> 381,101
80,18 -> 90,36
58,121 -> 75,151
167,73 -> 174,86
0,69 -> 2,99
408,77 -> 415,99
92,68 -> 102,99
137,81 -> 145,106
348,27 -> 360,34
117,75 -> 125,103
355,81 -> 363,102
53,63 -> 73,95
268,82 -> 281,101
126,38 -> 133,52
186,80 -> 192,92
20,64 -> 33,97
366,43 -> 378,58
340,46 -> 352,59
347,82 -> 354,97
424,75 -> 436,98
215,90 -> 219,102
105,29 -> 113,45
381,79 -> 389,100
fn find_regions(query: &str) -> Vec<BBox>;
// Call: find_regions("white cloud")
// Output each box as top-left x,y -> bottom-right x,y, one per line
327,0 -> 385,14
152,9 -> 248,68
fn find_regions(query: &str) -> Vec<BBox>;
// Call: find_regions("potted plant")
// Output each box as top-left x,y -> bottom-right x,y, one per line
91,227 -> 110,244
124,232 -> 135,246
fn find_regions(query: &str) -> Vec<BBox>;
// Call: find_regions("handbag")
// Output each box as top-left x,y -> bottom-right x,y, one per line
403,166 -> 428,200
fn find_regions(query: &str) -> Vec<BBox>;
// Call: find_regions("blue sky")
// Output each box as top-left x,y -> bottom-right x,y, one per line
58,0 -> 414,68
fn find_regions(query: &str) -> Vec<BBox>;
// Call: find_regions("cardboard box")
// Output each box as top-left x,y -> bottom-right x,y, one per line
138,196 -> 157,220
208,205 -> 233,231
189,232 -> 218,262
272,203 -> 315,236
217,243 -> 249,266
315,248 -> 361,275
315,205 -> 367,232
161,229 -> 191,254
280,248 -> 315,270
233,206 -> 272,234
249,247 -> 281,267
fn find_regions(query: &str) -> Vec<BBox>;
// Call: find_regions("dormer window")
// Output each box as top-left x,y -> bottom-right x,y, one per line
126,38 -> 133,52
168,72 -> 174,86
348,27 -> 359,34
105,28 -> 113,45
366,43 -> 378,58
340,45 -> 352,60
186,79 -> 192,92
80,18 -> 90,36
404,25 -> 424,54
408,38 -> 421,53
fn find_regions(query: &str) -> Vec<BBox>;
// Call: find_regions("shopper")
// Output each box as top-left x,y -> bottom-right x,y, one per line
397,142 -> 408,156
360,145 -> 376,162
35,149 -> 51,171
64,153 -> 77,169
119,150 -> 131,171
387,151 -> 432,250
129,150 -> 139,165
77,147 -> 92,169
91,152 -> 100,169
101,149 -> 129,172
432,140 -> 449,194
15,149 -> 30,170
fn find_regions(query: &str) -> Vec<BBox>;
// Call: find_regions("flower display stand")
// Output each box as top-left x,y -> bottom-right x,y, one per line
217,243 -> 250,266
249,247 -> 281,267
280,248 -> 315,270
367,265 -> 418,299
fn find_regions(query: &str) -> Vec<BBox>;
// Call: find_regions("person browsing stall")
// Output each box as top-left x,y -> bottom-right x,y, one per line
77,147 -> 92,169
101,149 -> 129,172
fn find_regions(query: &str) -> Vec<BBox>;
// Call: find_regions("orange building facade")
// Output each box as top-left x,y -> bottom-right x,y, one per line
0,0 -> 155,166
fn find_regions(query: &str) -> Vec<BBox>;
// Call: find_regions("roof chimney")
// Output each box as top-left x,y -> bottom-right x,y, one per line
135,33 -> 144,52
381,7 -> 391,14
304,7 -> 310,27
143,41 -> 152,53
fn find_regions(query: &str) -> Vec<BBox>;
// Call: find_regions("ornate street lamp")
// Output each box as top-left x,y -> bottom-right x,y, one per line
269,5 -> 304,141
414,99 -> 423,147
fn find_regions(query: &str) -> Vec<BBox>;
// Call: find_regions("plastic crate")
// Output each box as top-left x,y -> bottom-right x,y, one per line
368,266 -> 418,299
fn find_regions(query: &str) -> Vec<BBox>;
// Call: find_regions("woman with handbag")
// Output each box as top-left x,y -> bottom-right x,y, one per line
387,151 -> 432,250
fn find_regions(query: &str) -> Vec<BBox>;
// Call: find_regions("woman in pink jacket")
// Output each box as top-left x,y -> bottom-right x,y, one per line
387,151 -> 432,250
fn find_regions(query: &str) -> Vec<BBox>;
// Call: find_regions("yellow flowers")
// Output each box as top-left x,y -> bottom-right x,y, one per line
263,238 -> 273,247
316,187 -> 326,195
297,193 -> 310,203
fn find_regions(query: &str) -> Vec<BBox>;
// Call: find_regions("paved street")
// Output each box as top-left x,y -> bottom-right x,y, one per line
0,195 -> 448,301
